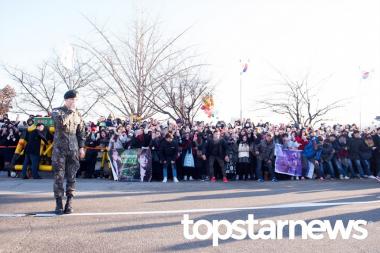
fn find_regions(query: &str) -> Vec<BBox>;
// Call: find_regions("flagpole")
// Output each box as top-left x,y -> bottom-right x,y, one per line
358,66 -> 362,130
239,59 -> 249,122
240,71 -> 243,121
359,77 -> 362,130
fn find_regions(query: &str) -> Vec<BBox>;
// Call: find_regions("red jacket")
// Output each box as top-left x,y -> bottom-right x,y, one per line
295,136 -> 308,151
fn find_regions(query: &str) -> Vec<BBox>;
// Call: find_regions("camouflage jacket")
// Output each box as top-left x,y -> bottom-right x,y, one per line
51,106 -> 86,152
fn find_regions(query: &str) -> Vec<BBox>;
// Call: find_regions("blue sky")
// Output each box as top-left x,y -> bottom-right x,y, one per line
1,0 -> 379,125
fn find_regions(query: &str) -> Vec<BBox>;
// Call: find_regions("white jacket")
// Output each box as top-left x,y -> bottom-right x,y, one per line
238,143 -> 250,158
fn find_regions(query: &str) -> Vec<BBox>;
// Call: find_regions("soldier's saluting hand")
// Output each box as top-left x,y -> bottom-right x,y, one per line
52,90 -> 86,215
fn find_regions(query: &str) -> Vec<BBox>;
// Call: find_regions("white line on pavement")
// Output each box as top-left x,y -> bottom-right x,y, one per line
0,190 -> 153,195
1,200 -> 380,218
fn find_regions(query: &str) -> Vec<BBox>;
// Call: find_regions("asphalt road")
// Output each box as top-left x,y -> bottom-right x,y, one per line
0,177 -> 379,253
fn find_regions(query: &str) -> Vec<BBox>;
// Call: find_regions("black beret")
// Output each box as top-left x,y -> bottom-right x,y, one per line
64,90 -> 78,99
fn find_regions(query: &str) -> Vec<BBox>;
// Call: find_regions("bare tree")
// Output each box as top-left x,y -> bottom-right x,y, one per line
4,55 -> 105,117
256,71 -> 344,126
77,17 -> 206,120
4,17 -> 211,120
51,53 -> 98,90
4,62 -> 58,115
149,66 -> 213,124
0,85 -> 16,115
50,54 -> 106,117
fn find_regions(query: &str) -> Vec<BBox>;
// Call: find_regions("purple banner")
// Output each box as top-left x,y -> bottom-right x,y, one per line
275,144 -> 302,176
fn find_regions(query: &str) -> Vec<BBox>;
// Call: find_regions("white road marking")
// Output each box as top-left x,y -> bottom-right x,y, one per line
0,191 -> 48,195
0,214 -> 28,217
1,200 -> 380,218
0,190 -> 153,195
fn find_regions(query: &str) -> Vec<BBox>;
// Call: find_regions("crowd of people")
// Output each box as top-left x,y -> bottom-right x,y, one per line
0,114 -> 23,175
1,113 -> 380,182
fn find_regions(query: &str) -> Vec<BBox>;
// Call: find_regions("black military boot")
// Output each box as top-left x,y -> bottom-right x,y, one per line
64,196 -> 74,214
55,197 -> 64,215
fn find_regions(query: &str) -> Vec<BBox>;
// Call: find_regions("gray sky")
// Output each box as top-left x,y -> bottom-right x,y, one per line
1,0 -> 379,125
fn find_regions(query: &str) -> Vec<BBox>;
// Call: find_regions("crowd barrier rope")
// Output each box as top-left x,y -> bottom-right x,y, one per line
0,145 -> 111,173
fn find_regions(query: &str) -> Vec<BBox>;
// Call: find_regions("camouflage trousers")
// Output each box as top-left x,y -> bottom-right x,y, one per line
52,147 -> 80,198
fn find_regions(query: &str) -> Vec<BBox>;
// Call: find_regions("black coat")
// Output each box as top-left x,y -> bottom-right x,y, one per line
159,139 -> 179,162
359,141 -> 373,160
348,137 -> 363,160
321,143 -> 334,161
372,134 -> 380,158
130,133 -> 152,149
150,137 -> 162,163
202,138 -> 229,159
24,130 -> 48,156
334,140 -> 349,159
85,133 -> 100,147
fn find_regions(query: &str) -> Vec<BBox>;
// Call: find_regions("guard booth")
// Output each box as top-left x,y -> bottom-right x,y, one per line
12,117 -> 112,178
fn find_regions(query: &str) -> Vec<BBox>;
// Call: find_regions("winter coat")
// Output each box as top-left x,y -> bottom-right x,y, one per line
295,136 -> 308,150
150,137 -> 162,163
159,139 -> 179,162
359,141 -> 373,160
85,133 -> 100,148
372,134 -> 380,158
238,142 -> 250,158
202,137 -> 229,159
321,142 -> 334,161
24,129 -> 48,156
348,137 -> 363,160
255,139 -> 275,161
333,140 -> 349,159
302,137 -> 322,160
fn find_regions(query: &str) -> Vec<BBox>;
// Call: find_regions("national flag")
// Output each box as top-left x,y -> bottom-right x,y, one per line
242,63 -> 248,73
362,71 -> 370,79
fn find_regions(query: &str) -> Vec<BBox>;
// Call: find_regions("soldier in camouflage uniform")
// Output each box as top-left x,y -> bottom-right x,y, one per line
52,90 -> 86,215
